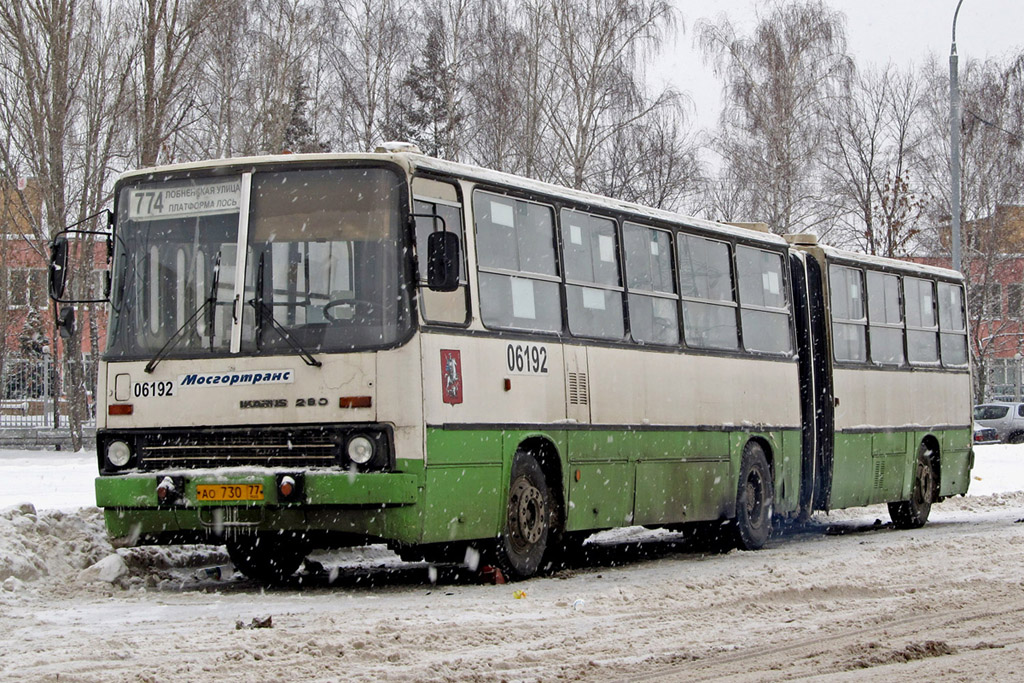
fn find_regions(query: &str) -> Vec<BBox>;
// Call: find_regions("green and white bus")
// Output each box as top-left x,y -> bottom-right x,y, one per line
50,147 -> 973,581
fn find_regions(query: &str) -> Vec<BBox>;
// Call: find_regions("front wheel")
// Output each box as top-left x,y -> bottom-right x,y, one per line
492,453 -> 552,580
888,448 -> 936,529
227,532 -> 309,584
734,442 -> 774,550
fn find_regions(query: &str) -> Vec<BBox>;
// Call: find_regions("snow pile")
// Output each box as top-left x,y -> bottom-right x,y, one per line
0,503 -> 228,591
0,504 -> 111,585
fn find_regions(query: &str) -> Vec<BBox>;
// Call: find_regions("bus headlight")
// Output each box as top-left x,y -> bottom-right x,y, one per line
107,440 -> 132,468
347,435 -> 374,465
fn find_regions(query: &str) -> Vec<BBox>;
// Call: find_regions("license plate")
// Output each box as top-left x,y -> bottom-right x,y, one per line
195,484 -> 264,502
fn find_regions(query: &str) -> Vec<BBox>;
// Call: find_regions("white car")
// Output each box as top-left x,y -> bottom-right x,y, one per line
973,403 -> 1024,443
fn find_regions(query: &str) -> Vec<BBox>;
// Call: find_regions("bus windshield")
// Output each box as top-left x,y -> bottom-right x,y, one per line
106,166 -> 412,360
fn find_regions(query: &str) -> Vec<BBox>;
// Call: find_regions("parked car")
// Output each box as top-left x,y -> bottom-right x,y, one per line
973,403 -> 1024,443
973,423 -> 1000,445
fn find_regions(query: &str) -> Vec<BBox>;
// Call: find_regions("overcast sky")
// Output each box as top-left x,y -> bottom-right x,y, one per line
656,0 -> 1024,131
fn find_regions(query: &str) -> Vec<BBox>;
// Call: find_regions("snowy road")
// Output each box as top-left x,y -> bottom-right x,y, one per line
1,446 -> 1023,681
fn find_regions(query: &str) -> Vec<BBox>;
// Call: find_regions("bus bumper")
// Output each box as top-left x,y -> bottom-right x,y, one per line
95,470 -> 421,546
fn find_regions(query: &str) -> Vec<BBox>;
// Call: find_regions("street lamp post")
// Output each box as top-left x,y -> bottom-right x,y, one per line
950,0 -> 965,273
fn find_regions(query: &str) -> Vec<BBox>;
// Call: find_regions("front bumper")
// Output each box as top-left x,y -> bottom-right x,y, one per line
96,469 -> 420,545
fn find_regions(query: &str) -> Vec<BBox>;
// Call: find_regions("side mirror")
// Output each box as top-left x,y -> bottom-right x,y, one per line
56,305 -> 75,340
49,236 -> 69,300
427,231 -> 460,292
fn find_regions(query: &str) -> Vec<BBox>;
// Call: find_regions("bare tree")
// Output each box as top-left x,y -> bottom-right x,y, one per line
698,0 -> 851,234
543,0 -> 677,191
597,101 -> 703,211
241,0 -> 322,154
329,0 -> 412,152
821,65 -> 925,255
193,1 -> 250,157
128,0 -> 216,166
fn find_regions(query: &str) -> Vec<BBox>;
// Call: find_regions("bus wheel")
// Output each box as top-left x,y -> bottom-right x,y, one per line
888,448 -> 935,529
494,453 -> 552,580
227,533 -> 308,584
734,442 -> 774,550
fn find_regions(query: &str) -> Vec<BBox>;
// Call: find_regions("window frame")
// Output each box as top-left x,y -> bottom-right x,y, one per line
559,207 -> 626,341
413,191 -> 471,327
677,232 -> 741,351
904,276 -> 941,366
622,221 -> 679,346
734,244 -> 794,356
829,264 -> 869,364
864,268 -> 905,368
7,267 -> 48,310
473,189 -> 564,335
937,280 -> 969,367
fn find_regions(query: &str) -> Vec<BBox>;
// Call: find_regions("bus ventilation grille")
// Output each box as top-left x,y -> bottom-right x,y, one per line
568,372 -> 589,405
873,459 -> 885,489
135,427 -> 342,469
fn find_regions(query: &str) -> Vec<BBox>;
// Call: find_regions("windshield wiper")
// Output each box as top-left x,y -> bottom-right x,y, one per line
250,252 -> 322,368
144,251 -> 221,374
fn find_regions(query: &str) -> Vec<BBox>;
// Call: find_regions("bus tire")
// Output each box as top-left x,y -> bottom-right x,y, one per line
888,448 -> 935,529
734,442 -> 774,550
227,533 -> 308,584
493,452 -> 552,580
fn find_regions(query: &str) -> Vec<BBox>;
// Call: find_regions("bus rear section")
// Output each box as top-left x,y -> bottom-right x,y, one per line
789,238 -> 973,525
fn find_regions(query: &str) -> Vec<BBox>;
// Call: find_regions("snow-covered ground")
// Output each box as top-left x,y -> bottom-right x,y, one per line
0,448 -> 96,511
0,445 -> 1022,681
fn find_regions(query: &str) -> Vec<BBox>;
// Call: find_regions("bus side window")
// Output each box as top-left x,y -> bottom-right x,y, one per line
736,246 -> 792,354
413,193 -> 468,325
830,264 -> 867,363
623,222 -> 678,345
905,277 -> 939,364
938,281 -> 968,366
561,209 -> 624,340
678,234 -> 738,350
474,191 -> 562,333
866,270 -> 905,365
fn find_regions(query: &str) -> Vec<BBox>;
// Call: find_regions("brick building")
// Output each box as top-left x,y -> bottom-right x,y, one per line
915,204 -> 1024,401
0,177 -> 107,424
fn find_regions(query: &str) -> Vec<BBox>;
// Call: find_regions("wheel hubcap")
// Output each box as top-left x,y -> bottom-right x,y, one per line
509,478 -> 545,546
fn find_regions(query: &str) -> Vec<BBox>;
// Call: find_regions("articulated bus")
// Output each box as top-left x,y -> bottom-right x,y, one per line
50,146 -> 973,581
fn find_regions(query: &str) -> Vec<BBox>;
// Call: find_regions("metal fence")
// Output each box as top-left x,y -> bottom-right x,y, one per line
0,355 -> 96,428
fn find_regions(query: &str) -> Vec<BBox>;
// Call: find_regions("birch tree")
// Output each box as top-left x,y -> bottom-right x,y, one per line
544,0 -> 677,191
821,66 -> 924,255
698,0 -> 851,234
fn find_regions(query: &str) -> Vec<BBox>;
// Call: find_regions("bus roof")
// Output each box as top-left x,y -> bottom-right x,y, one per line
115,151 -> 788,249
116,151 -> 960,278
816,243 -> 964,282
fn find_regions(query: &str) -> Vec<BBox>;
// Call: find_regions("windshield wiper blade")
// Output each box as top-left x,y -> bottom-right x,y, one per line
144,298 -> 212,374
145,250 -> 221,374
250,252 -> 322,368
207,251 -> 221,352
248,299 -> 323,368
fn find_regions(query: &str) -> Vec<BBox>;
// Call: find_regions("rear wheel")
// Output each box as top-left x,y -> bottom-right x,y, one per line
888,447 -> 936,529
227,533 -> 309,584
734,442 -> 774,550
492,453 -> 552,580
